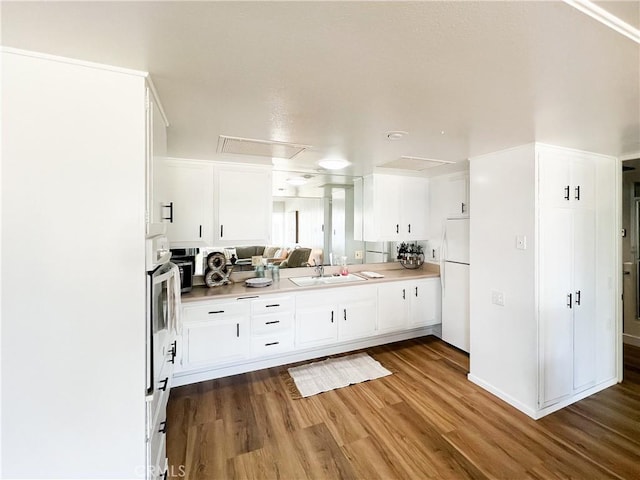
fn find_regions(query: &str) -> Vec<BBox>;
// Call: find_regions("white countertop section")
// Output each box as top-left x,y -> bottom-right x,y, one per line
182,263 -> 440,302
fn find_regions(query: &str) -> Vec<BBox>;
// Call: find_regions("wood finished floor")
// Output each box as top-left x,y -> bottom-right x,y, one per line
166,338 -> 640,479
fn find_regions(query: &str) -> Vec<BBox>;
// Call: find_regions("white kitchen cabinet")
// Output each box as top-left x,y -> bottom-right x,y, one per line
361,174 -> 429,241
250,296 -> 295,357
155,160 -> 272,245
156,159 -> 214,244
539,152 -> 597,406
378,278 -> 441,334
296,285 -> 377,347
295,293 -> 338,348
445,173 -> 470,218
147,87 -> 168,228
337,286 -> 378,340
181,301 -> 250,368
215,165 -> 272,244
378,282 -> 409,333
469,143 -> 617,419
408,278 -> 442,328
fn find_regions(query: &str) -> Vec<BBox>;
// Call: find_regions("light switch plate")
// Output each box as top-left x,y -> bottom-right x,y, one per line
355,250 -> 363,259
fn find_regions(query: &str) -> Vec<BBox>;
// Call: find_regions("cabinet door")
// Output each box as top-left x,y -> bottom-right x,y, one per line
572,209 -> 596,392
403,176 -> 429,239
570,157 -> 596,210
295,294 -> 337,348
378,282 -> 409,333
538,152 -> 572,209
216,166 -> 272,244
338,287 -> 377,340
182,316 -> 249,368
158,160 -> 213,243
539,207 -> 574,405
149,92 -> 167,225
409,279 -> 441,327
445,174 -> 469,218
373,175 -> 403,240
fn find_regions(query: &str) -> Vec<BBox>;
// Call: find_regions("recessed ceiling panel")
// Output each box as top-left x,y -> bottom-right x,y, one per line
217,135 -> 310,160
378,156 -> 456,171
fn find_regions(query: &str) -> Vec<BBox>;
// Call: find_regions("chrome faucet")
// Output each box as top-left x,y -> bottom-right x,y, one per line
312,259 -> 324,277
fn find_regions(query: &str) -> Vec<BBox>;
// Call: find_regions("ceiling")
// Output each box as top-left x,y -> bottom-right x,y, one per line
2,1 -> 639,177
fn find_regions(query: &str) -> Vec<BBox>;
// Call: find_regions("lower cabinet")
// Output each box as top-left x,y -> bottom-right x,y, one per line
181,301 -> 251,369
378,278 -> 441,333
175,276 -> 441,385
295,285 -> 377,347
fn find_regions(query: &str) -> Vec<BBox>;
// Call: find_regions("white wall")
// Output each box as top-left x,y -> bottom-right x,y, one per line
1,51 -> 147,478
469,144 -> 539,411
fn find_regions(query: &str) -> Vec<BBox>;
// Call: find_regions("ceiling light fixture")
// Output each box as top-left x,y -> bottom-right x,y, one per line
318,157 -> 350,170
386,131 -> 408,140
286,176 -> 308,186
563,0 -> 640,44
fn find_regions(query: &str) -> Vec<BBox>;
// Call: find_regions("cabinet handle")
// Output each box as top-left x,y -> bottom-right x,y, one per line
575,290 -> 581,306
236,323 -> 240,337
266,304 -> 280,308
208,310 -> 225,314
564,186 -> 570,200
159,420 -> 167,434
408,224 -> 411,233
396,224 -> 399,234
402,289 -> 406,300
169,340 -> 177,364
331,311 -> 334,323
199,225 -> 202,238
415,286 -> 418,297
344,309 -> 347,321
220,225 -> 224,238
567,293 -> 573,309
163,470 -> 168,480
162,202 -> 174,223
159,377 -> 169,392
265,320 -> 280,325
265,341 -> 280,347
575,186 -> 581,201
461,202 -> 466,214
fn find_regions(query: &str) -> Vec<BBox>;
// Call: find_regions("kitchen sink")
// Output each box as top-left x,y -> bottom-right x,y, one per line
289,273 -> 367,287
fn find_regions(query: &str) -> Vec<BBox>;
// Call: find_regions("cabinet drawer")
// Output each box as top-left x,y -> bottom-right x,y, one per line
183,301 -> 250,323
250,333 -> 294,357
251,296 -> 294,315
251,312 -> 294,335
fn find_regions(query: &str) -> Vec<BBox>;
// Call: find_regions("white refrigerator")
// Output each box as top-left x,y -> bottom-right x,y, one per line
441,217 -> 470,353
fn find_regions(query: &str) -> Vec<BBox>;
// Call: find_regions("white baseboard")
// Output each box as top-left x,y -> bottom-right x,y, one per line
173,326 -> 439,387
467,374 -> 619,420
623,333 -> 640,347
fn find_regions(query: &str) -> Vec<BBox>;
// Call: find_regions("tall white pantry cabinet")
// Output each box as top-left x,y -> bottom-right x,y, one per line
1,49 -> 157,478
468,143 -> 619,419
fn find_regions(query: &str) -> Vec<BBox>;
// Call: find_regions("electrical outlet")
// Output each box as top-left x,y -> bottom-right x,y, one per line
516,235 -> 527,250
491,290 -> 505,306
355,250 -> 363,259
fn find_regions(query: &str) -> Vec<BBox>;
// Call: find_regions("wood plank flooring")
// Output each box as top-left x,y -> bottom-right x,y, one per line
166,338 -> 640,479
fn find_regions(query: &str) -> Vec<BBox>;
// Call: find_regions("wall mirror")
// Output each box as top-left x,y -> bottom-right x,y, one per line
271,170 -> 364,267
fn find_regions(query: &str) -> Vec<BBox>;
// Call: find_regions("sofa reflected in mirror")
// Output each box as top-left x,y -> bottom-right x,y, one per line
194,245 -> 323,274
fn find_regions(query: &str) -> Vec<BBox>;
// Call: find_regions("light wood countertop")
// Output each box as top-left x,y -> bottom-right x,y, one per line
181,262 -> 440,303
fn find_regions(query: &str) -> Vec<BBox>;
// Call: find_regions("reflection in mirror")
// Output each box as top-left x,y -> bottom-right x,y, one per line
272,170 -> 364,266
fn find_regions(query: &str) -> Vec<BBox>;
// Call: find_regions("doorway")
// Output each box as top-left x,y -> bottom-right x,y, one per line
621,159 -> 640,347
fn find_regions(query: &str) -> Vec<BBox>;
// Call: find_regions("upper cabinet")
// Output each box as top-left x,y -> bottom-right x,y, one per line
214,165 -> 272,245
357,174 -> 429,242
147,86 -> 168,229
154,159 -> 272,245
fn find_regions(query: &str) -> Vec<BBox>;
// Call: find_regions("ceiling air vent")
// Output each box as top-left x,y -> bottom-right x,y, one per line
217,135 -> 310,160
378,156 -> 456,171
